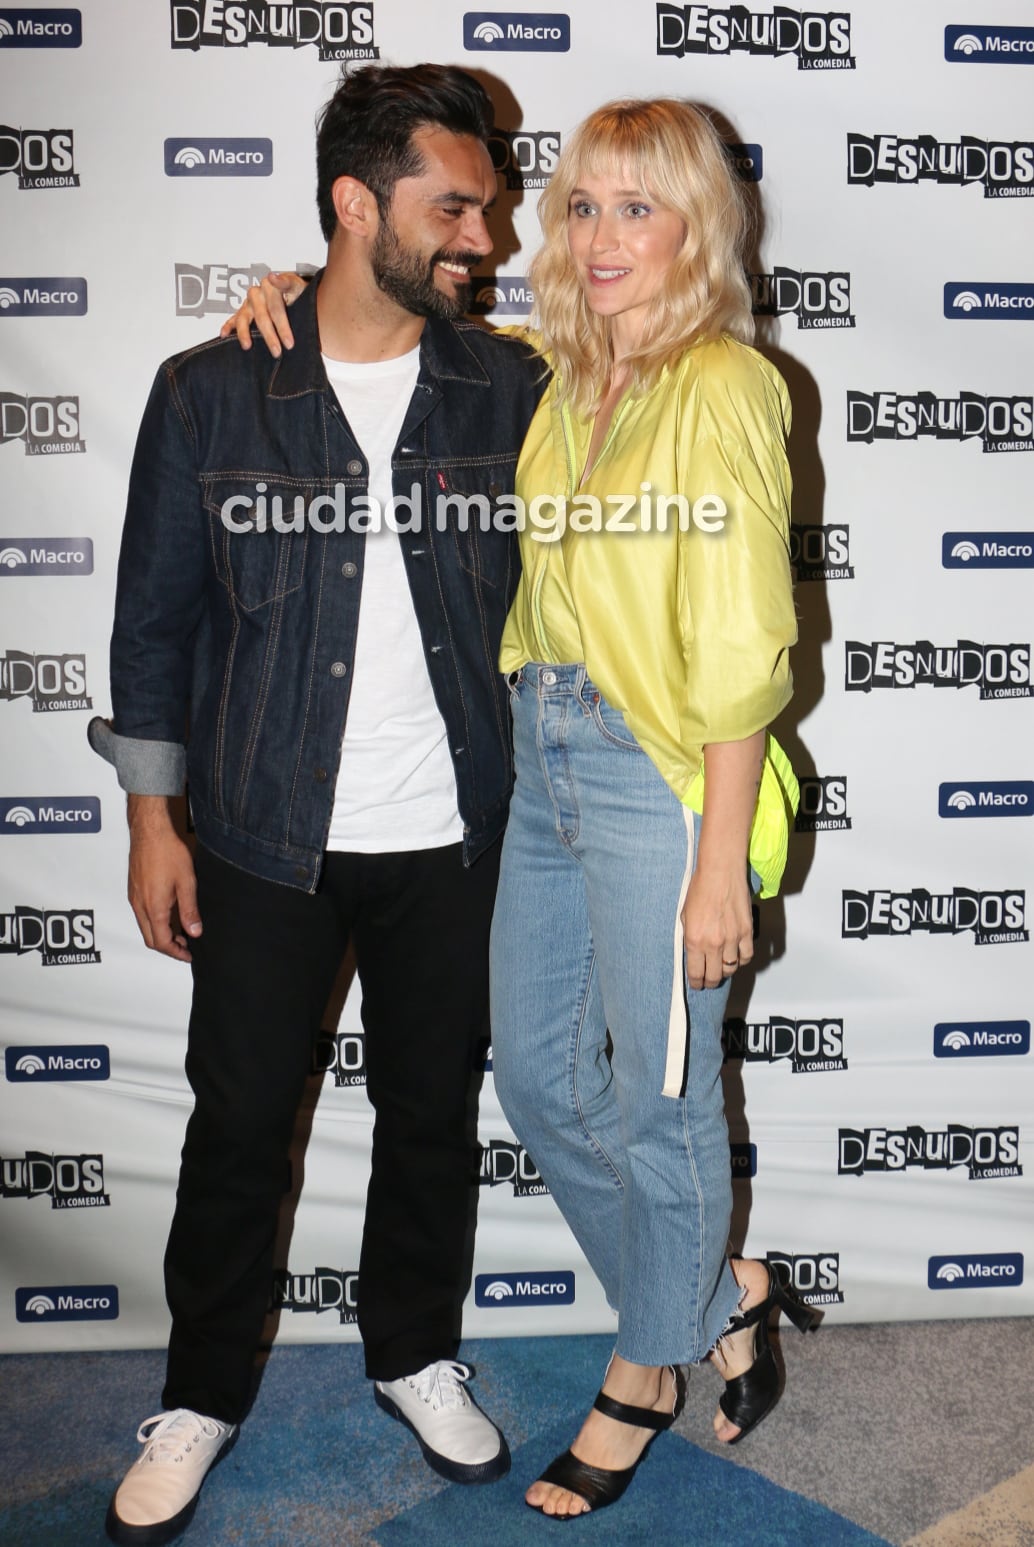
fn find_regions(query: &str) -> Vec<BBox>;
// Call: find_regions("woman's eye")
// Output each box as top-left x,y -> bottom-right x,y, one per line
570,201 -> 594,217
626,203 -> 650,218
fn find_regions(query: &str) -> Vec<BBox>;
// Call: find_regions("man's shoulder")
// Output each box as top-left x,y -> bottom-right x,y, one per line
156,329 -> 277,392
447,318 -> 544,380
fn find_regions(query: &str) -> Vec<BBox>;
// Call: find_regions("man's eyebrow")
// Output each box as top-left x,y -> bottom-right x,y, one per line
429,190 -> 488,207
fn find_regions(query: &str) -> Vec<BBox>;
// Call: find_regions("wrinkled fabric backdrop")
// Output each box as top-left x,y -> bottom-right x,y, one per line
1,1 -> 1032,1352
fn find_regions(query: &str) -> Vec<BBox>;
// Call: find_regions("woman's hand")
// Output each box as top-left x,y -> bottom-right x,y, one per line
682,864 -> 753,990
683,728 -> 765,989
219,270 -> 308,355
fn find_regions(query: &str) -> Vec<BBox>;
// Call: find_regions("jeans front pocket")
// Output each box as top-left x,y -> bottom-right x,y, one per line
586,688 -> 641,752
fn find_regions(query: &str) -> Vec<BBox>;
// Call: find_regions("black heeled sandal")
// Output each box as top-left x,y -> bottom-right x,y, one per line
529,1365 -> 685,1520
717,1262 -> 819,1444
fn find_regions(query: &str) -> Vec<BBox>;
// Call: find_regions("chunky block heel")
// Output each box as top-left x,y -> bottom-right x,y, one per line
717,1262 -> 819,1444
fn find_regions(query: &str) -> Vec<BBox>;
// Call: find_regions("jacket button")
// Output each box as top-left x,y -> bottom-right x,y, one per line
294,864 -> 308,881
346,459 -> 363,476
341,562 -> 358,578
314,768 -> 328,783
330,661 -> 348,678
489,482 -> 501,497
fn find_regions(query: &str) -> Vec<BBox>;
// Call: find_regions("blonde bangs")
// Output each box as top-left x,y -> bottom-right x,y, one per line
529,100 -> 754,416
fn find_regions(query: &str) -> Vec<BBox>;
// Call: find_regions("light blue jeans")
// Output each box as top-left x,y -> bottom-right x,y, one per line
490,664 -> 742,1365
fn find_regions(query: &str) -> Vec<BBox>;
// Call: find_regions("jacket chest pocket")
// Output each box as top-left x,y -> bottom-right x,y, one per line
203,477 -> 312,612
437,458 -> 518,593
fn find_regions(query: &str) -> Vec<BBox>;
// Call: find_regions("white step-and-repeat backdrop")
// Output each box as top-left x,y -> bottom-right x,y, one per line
1,2 -> 1032,1352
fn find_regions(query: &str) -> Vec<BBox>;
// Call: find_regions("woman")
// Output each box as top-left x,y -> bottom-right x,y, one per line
231,97 -> 812,1521
488,98 -> 812,1518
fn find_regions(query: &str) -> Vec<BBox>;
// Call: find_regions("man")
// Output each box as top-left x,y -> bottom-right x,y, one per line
90,64 -> 544,1546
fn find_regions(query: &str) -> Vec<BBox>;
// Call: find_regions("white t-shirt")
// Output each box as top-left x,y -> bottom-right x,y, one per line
323,349 -> 463,852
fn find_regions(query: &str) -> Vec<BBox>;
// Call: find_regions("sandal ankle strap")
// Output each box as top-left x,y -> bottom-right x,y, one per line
592,1366 -> 683,1431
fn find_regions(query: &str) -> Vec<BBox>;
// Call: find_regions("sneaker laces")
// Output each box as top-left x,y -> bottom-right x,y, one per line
405,1361 -> 473,1412
135,1409 -> 228,1463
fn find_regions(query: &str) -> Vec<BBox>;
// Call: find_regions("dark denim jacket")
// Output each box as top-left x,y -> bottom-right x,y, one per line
90,276 -> 545,889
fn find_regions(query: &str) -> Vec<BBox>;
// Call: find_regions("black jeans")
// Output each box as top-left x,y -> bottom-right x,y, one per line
161,839 -> 498,1424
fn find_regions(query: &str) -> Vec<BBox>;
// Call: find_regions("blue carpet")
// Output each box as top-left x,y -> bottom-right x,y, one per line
0,1336 -> 894,1546
378,1425 -> 892,1547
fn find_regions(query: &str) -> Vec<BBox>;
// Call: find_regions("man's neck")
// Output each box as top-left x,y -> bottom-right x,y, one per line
317,249 -> 427,364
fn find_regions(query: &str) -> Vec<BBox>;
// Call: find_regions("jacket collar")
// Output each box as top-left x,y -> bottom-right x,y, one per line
268,268 -> 493,399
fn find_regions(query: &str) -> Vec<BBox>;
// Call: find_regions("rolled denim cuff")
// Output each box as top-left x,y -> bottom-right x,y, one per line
87,717 -> 186,796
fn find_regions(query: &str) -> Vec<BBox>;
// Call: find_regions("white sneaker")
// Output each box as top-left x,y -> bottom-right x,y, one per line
374,1360 -> 510,1484
105,1408 -> 237,1545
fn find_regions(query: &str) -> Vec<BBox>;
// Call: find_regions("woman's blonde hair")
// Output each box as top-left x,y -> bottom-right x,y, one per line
529,98 -> 753,415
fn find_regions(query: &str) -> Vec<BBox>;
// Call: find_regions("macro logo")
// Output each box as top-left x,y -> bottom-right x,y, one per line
16,1285 -> 118,1322
767,1251 -> 844,1305
480,1140 -> 548,1197
270,1268 -> 359,1323
945,283 -> 1034,320
790,525 -> 853,582
469,275 -> 534,316
0,796 -> 101,833
838,1126 -> 1021,1180
0,395 -> 83,456
842,888 -> 1027,946
0,278 -> 86,317
0,126 -> 78,188
946,25 -> 1034,64
929,1254 -> 1023,1290
0,9 -> 81,46
796,776 -> 851,832
6,1044 -> 110,1081
165,138 -> 273,178
847,136 -> 1034,199
726,143 -> 762,182
0,906 -> 100,965
934,1021 -> 1030,1059
724,1015 -> 847,1073
656,7 -> 854,68
846,393 -> 1034,452
474,1270 -> 575,1307
844,642 -> 1032,700
464,12 -> 570,51
170,2 -> 380,60
938,782 -> 1033,819
0,651 -> 92,712
750,269 -> 854,329
175,263 -> 270,317
730,1142 -> 757,1179
0,540 -> 93,575
312,1028 -> 366,1087
0,1151 -> 109,1207
488,130 -> 561,191
943,532 -> 1034,568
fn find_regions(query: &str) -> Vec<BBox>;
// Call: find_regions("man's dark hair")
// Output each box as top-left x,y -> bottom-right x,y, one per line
316,63 -> 494,241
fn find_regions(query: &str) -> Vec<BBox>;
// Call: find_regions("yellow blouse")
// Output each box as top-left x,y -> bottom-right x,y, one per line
499,334 -> 799,896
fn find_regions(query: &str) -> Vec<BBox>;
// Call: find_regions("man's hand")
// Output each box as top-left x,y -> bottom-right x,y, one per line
127,795 -> 201,962
219,270 -> 307,356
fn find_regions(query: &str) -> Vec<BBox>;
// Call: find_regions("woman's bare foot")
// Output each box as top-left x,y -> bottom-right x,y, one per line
710,1257 -> 772,1442
526,1357 -> 680,1517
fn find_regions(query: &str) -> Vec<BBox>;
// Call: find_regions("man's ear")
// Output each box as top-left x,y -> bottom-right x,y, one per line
330,176 -> 380,240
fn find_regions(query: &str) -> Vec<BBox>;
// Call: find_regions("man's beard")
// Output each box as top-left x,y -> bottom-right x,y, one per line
371,217 -> 478,320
